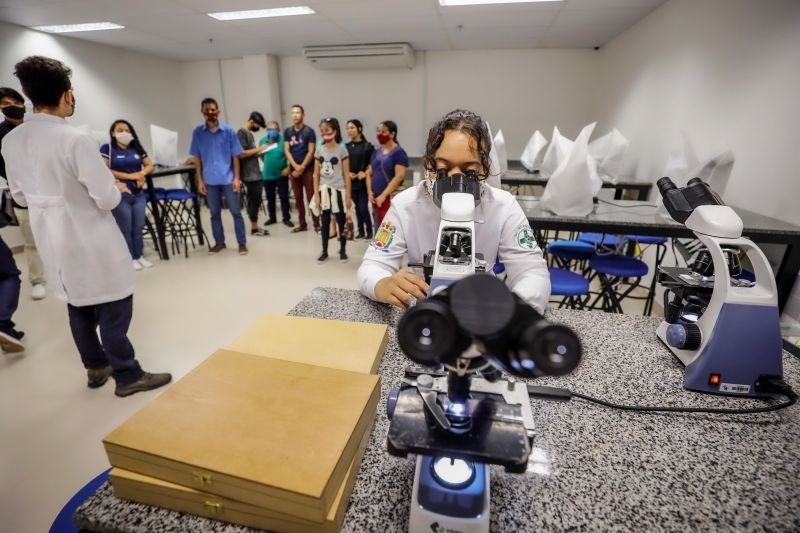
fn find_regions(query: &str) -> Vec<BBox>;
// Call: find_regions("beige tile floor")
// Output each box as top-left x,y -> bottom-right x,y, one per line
0,208 -> 663,532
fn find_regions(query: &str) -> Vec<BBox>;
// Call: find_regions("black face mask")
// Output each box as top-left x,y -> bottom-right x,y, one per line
68,94 -> 76,117
432,170 -> 482,208
1,105 -> 24,121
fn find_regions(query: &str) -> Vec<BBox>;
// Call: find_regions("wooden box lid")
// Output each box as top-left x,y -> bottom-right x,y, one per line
103,350 -> 380,522
227,315 -> 388,374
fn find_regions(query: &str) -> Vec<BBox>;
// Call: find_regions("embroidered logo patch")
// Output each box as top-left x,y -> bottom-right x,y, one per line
372,220 -> 396,252
515,223 -> 538,250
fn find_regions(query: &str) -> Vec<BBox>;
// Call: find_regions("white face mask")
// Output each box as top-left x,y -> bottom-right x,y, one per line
115,131 -> 134,145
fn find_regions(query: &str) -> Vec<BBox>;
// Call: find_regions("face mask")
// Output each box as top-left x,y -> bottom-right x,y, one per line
252,125 -> 261,132
431,170 -> 483,208
115,131 -> 134,145
68,93 -> 76,117
377,133 -> 391,145
1,105 -> 24,121
321,132 -> 336,142
204,110 -> 219,121
267,129 -> 280,141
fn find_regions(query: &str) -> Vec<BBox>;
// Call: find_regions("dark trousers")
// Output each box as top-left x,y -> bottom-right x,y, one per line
266,177 -> 291,223
321,189 -> 346,254
290,168 -> 319,230
351,187 -> 371,235
242,180 -> 264,223
67,295 -> 143,386
0,237 -> 20,333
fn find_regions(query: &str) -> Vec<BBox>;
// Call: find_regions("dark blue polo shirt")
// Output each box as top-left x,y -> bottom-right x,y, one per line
283,125 -> 316,166
100,143 -> 147,194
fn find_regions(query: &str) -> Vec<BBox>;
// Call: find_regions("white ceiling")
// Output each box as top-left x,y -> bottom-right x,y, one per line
0,0 -> 667,61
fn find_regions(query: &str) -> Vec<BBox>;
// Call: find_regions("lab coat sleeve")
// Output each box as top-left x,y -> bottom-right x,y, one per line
357,205 -> 408,300
73,134 -> 121,211
498,203 -> 551,314
1,145 -> 27,207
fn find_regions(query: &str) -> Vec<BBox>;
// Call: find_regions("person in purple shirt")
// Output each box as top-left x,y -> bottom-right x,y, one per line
189,98 -> 247,255
366,120 -> 409,226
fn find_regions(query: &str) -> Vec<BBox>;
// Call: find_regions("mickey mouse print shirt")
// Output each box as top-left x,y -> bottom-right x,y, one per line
317,143 -> 349,190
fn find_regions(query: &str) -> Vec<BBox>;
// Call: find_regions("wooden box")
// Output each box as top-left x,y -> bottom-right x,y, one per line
104,350 -> 380,522
227,315 -> 388,374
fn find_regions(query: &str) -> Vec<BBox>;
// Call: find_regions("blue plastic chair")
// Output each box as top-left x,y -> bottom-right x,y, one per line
50,469 -> 110,532
587,254 -> 649,313
547,240 -> 595,266
578,232 -> 621,249
626,234 -> 669,315
549,267 -> 590,309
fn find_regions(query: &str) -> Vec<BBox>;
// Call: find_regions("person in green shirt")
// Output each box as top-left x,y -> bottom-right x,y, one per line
259,120 -> 292,227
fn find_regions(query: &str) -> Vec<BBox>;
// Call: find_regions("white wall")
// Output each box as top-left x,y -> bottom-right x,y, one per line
0,21 -> 191,246
182,49 -> 598,158
594,0 -> 800,319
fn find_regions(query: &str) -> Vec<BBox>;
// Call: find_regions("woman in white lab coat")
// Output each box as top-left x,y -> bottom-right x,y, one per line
357,109 -> 551,313
2,55 -> 170,397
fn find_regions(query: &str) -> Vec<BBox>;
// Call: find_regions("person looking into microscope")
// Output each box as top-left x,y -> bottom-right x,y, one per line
357,109 -> 550,313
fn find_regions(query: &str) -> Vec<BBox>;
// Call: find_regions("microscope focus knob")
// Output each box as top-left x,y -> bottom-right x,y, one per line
666,323 -> 702,350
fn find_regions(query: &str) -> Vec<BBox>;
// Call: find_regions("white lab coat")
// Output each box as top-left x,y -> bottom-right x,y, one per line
1,113 -> 133,306
357,182 -> 551,313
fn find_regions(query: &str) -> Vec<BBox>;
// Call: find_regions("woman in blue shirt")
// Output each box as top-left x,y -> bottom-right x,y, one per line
101,120 -> 154,270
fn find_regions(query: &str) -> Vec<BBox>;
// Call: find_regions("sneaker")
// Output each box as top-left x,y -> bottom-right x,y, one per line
339,251 -> 349,263
0,329 -> 24,353
239,244 -> 249,255
365,231 -> 373,240
283,220 -> 295,228
291,226 -> 308,233
87,366 -> 113,388
31,284 -> 47,300
317,252 -> 328,263
132,259 -> 143,271
251,228 -> 270,236
115,372 -> 172,398
137,257 -> 154,268
355,232 -> 365,240
208,243 -> 226,254
264,219 -> 277,226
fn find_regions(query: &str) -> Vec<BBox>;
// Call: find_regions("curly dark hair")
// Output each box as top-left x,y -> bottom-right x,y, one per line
423,109 -> 493,179
319,116 -> 342,144
14,56 -> 72,108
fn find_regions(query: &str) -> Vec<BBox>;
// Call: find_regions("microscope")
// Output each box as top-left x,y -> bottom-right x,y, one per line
387,172 -> 583,533
656,177 -> 783,397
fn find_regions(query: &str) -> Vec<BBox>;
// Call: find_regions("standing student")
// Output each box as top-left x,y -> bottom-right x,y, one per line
3,56 -> 171,396
283,105 -> 318,233
357,109 -> 550,313
190,98 -> 248,255
312,117 -> 352,263
259,120 -> 292,227
237,111 -> 270,237
101,119 -> 154,270
0,86 -> 46,301
345,119 -> 374,239
366,120 -> 408,226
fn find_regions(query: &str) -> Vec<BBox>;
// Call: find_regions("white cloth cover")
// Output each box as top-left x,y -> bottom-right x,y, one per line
520,130 -> 548,172
493,129 -> 508,176
689,148 -> 735,198
151,124 -> 179,168
589,128 -> 629,184
539,126 -> 574,179
485,121 -> 502,189
541,122 -> 598,216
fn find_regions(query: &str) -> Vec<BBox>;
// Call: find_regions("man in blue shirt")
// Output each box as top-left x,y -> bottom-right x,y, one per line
190,97 -> 247,255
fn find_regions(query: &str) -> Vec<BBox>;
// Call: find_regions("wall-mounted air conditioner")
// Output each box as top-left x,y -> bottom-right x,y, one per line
302,43 -> 415,70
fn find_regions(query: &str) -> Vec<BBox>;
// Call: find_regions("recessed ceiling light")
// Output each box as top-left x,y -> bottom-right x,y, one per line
32,22 -> 125,33
439,0 -> 562,5
208,6 -> 315,21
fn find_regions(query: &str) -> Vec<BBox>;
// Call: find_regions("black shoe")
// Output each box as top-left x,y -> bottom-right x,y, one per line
87,366 -> 113,389
251,228 -> 270,236
365,232 -> 373,240
317,252 -> 328,263
264,219 -> 277,226
283,220 -> 295,228
0,329 -> 24,353
356,232 -> 366,240
339,251 -> 349,263
115,372 -> 172,397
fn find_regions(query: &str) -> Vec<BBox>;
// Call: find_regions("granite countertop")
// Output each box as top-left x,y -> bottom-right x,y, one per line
75,287 -> 800,532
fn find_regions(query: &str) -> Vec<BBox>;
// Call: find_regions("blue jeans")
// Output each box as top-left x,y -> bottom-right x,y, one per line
352,187 -> 371,235
0,237 -> 20,333
67,295 -> 143,386
112,192 -> 147,259
206,184 -> 246,246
